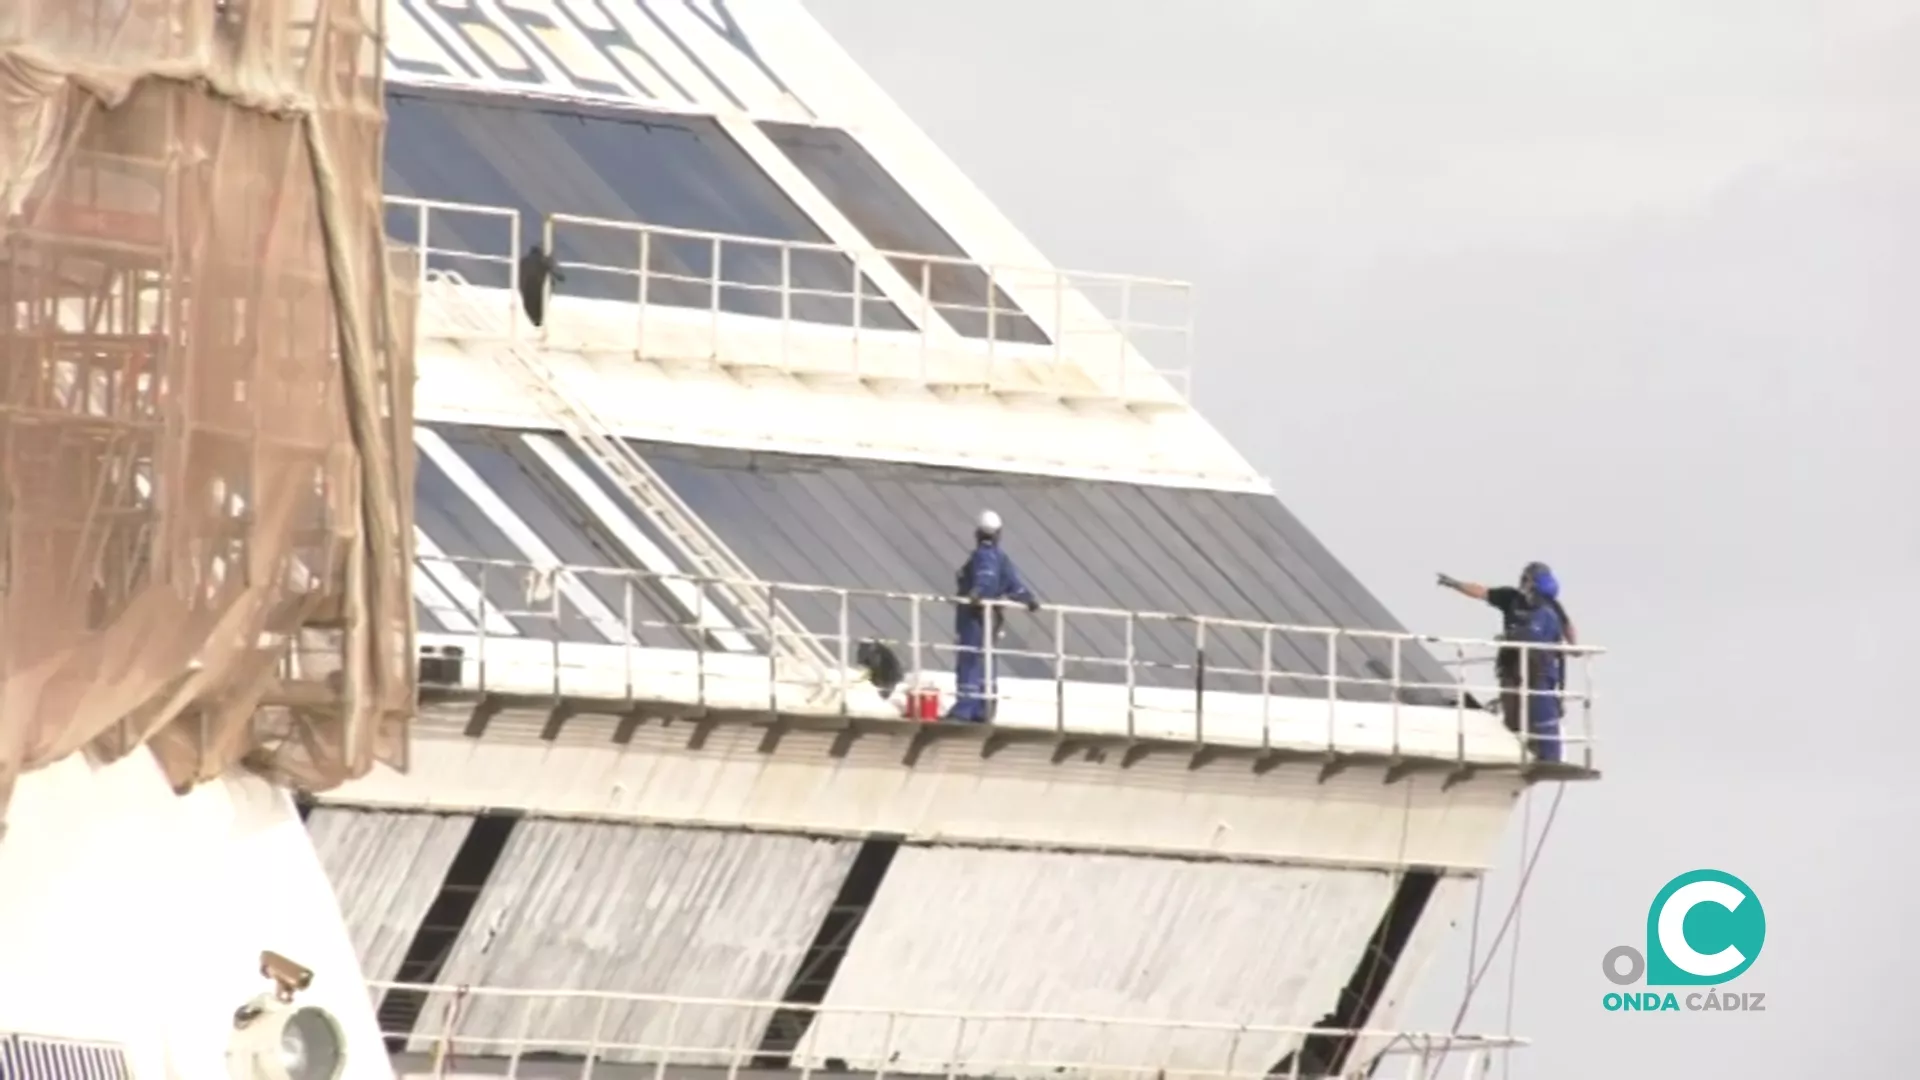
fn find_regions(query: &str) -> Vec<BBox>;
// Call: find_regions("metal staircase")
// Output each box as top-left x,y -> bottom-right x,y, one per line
419,271 -> 843,702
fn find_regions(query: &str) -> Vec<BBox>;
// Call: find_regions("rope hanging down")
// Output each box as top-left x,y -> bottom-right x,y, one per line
1428,781 -> 1569,1080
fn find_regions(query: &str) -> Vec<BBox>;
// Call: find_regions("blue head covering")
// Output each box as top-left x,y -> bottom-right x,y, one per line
1522,561 -> 1560,600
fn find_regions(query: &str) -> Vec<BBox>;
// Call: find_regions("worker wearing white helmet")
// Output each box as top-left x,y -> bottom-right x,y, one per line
947,508 -> 1040,723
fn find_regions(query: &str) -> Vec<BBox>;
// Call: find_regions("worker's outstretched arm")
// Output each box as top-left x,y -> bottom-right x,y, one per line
1436,573 -> 1490,600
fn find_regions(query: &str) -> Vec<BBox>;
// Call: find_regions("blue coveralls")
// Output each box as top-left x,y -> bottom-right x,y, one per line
946,540 -> 1034,723
1511,601 -> 1567,763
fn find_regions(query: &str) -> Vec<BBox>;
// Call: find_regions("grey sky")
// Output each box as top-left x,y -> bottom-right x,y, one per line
803,2 -> 1918,1075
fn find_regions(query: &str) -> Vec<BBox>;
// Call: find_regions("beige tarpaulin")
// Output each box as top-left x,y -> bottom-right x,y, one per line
0,0 -> 415,831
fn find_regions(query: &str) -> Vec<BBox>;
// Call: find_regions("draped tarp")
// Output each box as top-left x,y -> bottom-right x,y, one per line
0,0 -> 415,833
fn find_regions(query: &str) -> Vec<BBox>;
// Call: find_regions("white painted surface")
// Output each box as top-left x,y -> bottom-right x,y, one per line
803,848 -> 1394,1078
412,290 -> 1256,491
308,808 -> 478,984
1346,875 -> 1480,1070
413,821 -> 856,1064
0,752 -> 390,1080
327,719 -> 1521,872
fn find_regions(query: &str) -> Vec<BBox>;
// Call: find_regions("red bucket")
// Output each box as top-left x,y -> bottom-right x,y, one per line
903,685 -> 941,722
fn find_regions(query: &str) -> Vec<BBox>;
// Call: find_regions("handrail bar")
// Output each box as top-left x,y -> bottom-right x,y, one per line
365,979 -> 1527,1049
387,193 -> 1198,402
545,209 -> 1193,292
418,550 -> 1603,662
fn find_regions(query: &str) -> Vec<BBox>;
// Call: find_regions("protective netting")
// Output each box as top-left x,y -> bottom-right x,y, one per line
0,0 -> 415,830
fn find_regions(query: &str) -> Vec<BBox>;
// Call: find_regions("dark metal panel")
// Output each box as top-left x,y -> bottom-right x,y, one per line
627,442 -> 1437,697
383,87 -> 911,330
306,808 -> 476,984
923,478 -> 1131,682
759,122 -> 1048,345
542,437 -> 762,636
642,449 -> 840,640
1050,482 -> 1268,690
423,822 -> 860,1066
413,451 -> 556,638
807,847 -> 1395,1076
1224,494 -> 1455,704
1140,487 -> 1369,695
431,424 -> 696,648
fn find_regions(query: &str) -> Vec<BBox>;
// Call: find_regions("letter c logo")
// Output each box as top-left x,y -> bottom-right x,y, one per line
1656,880 -> 1747,977
1644,869 -> 1766,986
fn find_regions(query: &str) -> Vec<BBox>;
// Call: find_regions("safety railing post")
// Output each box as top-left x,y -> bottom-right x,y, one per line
909,593 -> 924,692
579,996 -> 611,1080
1324,631 -> 1339,753
985,264 -> 999,379
837,587 -> 851,717
1175,276 -> 1190,395
508,208 -> 523,340
1053,606 -> 1067,734
1452,642 -> 1468,767
944,1016 -> 968,1080
1051,270 -> 1065,368
1390,635 -> 1403,757
506,993 -> 534,1079
876,1011 -> 898,1080
849,249 -> 864,368
418,200 -> 432,288
1259,625 -> 1273,752
918,260 -> 932,381
1582,649 -> 1596,770
1222,1025 -> 1246,1079
1124,613 -> 1137,740
765,580 -> 779,714
1192,617 -> 1208,744
475,561 -> 490,692
622,576 -> 635,703
710,235 -> 724,349
983,599 -> 996,721
1519,641 -> 1533,765
695,572 -> 708,706
780,243 -> 793,371
653,999 -> 682,1080
637,229 -> 652,358
726,999 -> 756,1080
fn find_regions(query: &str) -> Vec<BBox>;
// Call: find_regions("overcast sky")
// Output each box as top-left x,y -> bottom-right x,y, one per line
804,2 -> 1918,1075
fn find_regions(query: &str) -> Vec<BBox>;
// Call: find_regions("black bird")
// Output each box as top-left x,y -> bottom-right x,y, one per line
517,244 -> 564,327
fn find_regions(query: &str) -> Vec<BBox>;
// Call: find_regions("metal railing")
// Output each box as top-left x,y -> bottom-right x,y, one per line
406,552 -> 1601,770
372,981 -> 1521,1080
381,194 -> 1194,404
416,271 -> 841,704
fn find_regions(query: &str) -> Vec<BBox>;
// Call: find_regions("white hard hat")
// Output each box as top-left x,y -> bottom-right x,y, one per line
976,509 -> 1002,534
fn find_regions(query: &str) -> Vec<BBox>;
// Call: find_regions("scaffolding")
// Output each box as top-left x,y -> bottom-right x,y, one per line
0,0 -> 414,828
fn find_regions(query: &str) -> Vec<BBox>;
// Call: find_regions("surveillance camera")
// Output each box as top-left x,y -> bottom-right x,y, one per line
259,951 -> 313,1002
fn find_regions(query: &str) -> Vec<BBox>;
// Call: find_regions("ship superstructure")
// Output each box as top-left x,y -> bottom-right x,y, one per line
0,3 -> 1602,1079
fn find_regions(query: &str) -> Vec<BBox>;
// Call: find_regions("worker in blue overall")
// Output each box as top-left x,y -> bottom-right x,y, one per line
1437,562 -> 1574,762
946,510 -> 1040,724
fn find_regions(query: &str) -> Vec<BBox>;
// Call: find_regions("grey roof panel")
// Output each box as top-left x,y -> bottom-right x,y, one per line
414,452 -> 574,639
759,122 -> 1048,345
430,425 -> 696,649
382,87 -> 910,331
413,424 -> 1450,697
630,443 -> 1449,698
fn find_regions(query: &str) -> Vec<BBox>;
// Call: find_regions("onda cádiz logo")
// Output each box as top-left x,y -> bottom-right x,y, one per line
1600,869 -> 1768,1014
